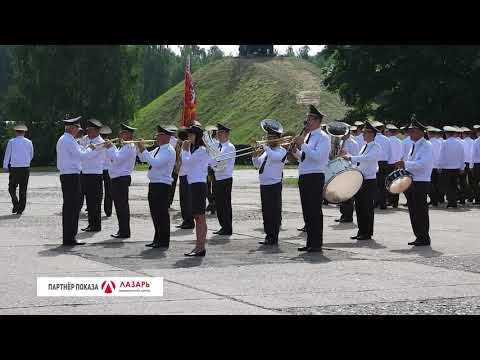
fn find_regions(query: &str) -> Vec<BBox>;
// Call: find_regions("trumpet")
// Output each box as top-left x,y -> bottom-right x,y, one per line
121,139 -> 157,145
214,136 -> 294,162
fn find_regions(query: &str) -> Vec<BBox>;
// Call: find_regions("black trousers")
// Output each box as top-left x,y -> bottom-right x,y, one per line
207,167 -> 216,210
339,198 -> 354,221
440,169 -> 459,206
80,171 -> 87,210
214,177 -> 233,233
458,163 -> 473,202
60,174 -> 81,244
111,175 -> 131,237
472,164 -> 480,203
299,173 -> 325,248
354,179 -> 376,237
169,170 -> 178,207
148,183 -> 171,246
179,175 -> 193,224
405,181 -> 430,242
8,167 -> 30,213
386,164 -> 399,207
103,170 -> 112,216
376,161 -> 389,208
260,183 -> 282,243
429,168 -> 441,205
83,174 -> 103,230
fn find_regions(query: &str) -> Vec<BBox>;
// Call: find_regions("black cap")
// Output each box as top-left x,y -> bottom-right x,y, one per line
406,114 -> 427,131
364,121 -> 378,134
157,125 -> 175,136
120,123 -> 136,132
217,123 -> 231,132
86,118 -> 103,129
63,115 -> 82,127
261,119 -> 284,136
187,125 -> 204,137
306,105 -> 325,120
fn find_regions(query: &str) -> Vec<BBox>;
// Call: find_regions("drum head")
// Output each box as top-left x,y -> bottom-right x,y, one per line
324,170 -> 363,204
388,176 -> 412,194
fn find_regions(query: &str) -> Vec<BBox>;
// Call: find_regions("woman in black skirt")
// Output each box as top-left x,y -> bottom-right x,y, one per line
181,125 -> 210,257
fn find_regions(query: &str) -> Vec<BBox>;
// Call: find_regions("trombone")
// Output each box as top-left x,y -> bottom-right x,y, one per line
214,136 -> 294,162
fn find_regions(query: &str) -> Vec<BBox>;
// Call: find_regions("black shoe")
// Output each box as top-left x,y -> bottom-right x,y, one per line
212,229 -> 223,235
215,229 -> 232,235
298,246 -> 310,252
337,218 -> 353,223
63,241 -> 86,246
446,204 -> 458,209
408,239 -> 431,246
152,243 -> 169,249
184,249 -> 206,257
82,227 -> 101,232
111,233 -> 130,239
105,213 -> 112,217
356,235 -> 372,241
180,223 -> 195,229
379,206 -> 387,210
307,247 -> 323,253
350,235 -> 358,240
297,226 -> 307,232
259,241 -> 278,246
12,207 -> 18,214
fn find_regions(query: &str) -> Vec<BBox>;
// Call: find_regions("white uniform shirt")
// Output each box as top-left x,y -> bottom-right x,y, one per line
350,142 -> 381,180
402,136 -> 413,160
213,141 -> 236,180
355,133 -> 365,149
405,138 -> 434,182
3,136 -> 34,169
387,135 -> 403,164
80,135 -> 105,174
463,137 -> 474,167
472,138 -> 480,164
374,133 -> 391,162
438,137 -> 465,170
106,143 -> 137,179
343,136 -> 360,156
56,133 -> 98,175
430,137 -> 443,169
252,145 -> 287,185
295,128 -> 331,175
181,146 -> 210,184
140,144 -> 176,185
170,137 -> 178,148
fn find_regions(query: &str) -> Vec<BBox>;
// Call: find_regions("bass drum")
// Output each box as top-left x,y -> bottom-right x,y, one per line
385,169 -> 413,194
323,158 -> 364,204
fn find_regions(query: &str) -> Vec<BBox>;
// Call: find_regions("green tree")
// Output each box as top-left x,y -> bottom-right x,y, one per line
297,45 -> 310,60
207,45 -> 224,61
286,45 -> 295,57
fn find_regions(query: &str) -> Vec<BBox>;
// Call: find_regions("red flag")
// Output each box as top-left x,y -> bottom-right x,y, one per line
181,55 -> 197,127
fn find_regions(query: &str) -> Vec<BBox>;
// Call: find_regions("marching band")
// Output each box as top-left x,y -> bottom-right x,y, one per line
4,107 -> 480,256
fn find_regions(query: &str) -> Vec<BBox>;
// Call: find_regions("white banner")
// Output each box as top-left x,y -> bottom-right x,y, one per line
37,277 -> 163,297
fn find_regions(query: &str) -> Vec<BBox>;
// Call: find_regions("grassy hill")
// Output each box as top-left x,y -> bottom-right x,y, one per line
133,57 -> 350,143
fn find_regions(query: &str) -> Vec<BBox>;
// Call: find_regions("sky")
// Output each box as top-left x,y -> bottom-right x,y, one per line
169,45 -> 325,56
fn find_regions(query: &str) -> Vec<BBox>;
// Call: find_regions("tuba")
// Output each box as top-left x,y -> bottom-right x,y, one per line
325,121 -> 350,160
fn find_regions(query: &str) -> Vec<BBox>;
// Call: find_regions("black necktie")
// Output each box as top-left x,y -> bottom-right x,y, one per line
148,147 -> 160,170
259,155 -> 268,174
357,144 -> 368,166
300,134 -> 311,162
409,143 -> 415,157
218,143 -> 222,150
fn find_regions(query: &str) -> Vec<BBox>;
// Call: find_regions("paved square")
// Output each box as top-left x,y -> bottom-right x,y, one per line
1,169 -> 480,314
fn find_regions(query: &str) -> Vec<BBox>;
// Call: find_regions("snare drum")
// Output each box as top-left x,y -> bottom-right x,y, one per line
385,169 -> 413,194
323,158 -> 364,204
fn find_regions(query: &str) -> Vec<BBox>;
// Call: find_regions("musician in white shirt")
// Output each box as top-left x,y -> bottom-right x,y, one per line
395,118 -> 434,246
341,121 -> 381,241
79,119 -> 106,233
3,124 -> 34,215
439,126 -> 465,208
292,105 -> 331,253
471,125 -> 480,205
427,127 -> 444,206
386,124 -> 403,208
137,125 -> 176,249
373,122 -> 391,209
354,121 -> 366,149
175,128 -> 195,229
182,125 -> 210,257
99,126 -> 113,217
335,131 -> 359,223
212,123 -> 236,236
56,116 -> 98,246
459,127 -> 474,203
252,120 -> 287,246
103,124 -> 138,239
